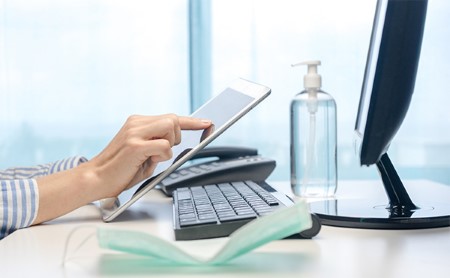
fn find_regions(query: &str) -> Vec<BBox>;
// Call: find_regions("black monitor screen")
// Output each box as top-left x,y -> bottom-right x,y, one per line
356,0 -> 427,166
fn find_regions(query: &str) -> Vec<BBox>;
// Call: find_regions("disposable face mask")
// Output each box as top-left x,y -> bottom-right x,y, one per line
97,200 -> 312,266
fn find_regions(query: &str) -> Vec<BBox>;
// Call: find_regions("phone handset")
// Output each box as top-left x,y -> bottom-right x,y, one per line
189,146 -> 258,160
159,146 -> 276,196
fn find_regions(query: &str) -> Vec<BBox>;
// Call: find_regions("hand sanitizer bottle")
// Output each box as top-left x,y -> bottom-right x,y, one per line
290,60 -> 337,198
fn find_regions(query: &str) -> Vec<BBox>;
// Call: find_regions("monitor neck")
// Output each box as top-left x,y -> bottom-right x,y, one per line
376,153 -> 419,217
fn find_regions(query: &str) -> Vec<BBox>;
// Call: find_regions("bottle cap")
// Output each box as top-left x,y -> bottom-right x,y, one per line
291,60 -> 322,89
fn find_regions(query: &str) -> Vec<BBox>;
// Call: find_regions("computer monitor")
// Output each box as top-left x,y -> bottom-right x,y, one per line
310,0 -> 450,229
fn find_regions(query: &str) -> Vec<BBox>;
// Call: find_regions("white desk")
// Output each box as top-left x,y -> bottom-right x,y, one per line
1,180 -> 449,278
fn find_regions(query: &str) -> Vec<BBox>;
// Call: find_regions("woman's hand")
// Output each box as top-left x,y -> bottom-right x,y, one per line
87,114 -> 212,199
34,114 -> 211,224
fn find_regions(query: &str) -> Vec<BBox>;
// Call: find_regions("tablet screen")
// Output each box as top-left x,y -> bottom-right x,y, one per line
152,87 -> 255,176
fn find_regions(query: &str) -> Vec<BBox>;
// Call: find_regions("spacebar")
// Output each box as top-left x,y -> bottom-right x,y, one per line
179,218 -> 217,227
219,214 -> 257,222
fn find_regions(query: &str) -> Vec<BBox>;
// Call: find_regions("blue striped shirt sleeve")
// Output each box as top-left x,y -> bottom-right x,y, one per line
0,156 -> 87,239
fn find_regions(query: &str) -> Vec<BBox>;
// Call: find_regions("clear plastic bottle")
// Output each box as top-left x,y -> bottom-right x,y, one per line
290,60 -> 337,198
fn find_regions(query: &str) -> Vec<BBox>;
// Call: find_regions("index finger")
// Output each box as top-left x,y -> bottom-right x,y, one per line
178,116 -> 212,130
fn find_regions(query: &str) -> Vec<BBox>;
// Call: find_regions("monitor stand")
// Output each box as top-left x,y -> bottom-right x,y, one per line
309,153 -> 450,229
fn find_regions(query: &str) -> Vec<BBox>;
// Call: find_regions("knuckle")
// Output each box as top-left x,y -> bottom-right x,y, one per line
165,113 -> 178,120
164,148 -> 173,159
161,117 -> 176,130
167,117 -> 176,127
166,114 -> 179,125
127,114 -> 139,122
160,139 -> 172,150
125,115 -> 141,128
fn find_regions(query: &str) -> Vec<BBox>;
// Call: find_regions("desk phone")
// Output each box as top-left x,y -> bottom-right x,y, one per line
159,146 -> 276,196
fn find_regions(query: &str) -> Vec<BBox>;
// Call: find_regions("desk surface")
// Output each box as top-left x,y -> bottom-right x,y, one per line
1,180 -> 449,278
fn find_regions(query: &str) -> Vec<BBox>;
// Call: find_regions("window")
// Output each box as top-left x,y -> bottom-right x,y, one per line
0,0 -> 189,167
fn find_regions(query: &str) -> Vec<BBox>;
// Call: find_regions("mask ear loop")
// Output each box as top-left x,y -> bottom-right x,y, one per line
61,225 -> 96,267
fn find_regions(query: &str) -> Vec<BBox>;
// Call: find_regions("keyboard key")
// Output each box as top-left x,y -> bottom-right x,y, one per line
178,213 -> 196,220
176,190 -> 192,200
199,214 -> 216,220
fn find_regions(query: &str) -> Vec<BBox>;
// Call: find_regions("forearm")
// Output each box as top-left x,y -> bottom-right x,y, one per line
33,162 -> 100,225
0,156 -> 88,238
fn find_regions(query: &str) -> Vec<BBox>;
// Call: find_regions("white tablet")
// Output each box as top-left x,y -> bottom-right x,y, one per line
100,78 -> 271,221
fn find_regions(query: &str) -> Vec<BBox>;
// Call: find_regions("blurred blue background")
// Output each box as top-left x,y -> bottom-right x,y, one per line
1,0 -> 449,185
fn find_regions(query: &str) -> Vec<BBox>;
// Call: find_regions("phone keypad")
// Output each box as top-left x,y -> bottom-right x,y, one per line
163,160 -> 223,183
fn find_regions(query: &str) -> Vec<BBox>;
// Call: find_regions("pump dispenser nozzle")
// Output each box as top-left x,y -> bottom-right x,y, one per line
291,60 -> 322,89
292,60 -> 322,114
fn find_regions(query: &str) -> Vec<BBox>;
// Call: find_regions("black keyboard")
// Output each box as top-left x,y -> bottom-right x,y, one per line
172,180 -> 292,240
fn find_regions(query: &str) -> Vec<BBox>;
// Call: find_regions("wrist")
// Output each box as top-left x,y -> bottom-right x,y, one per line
74,161 -> 107,202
